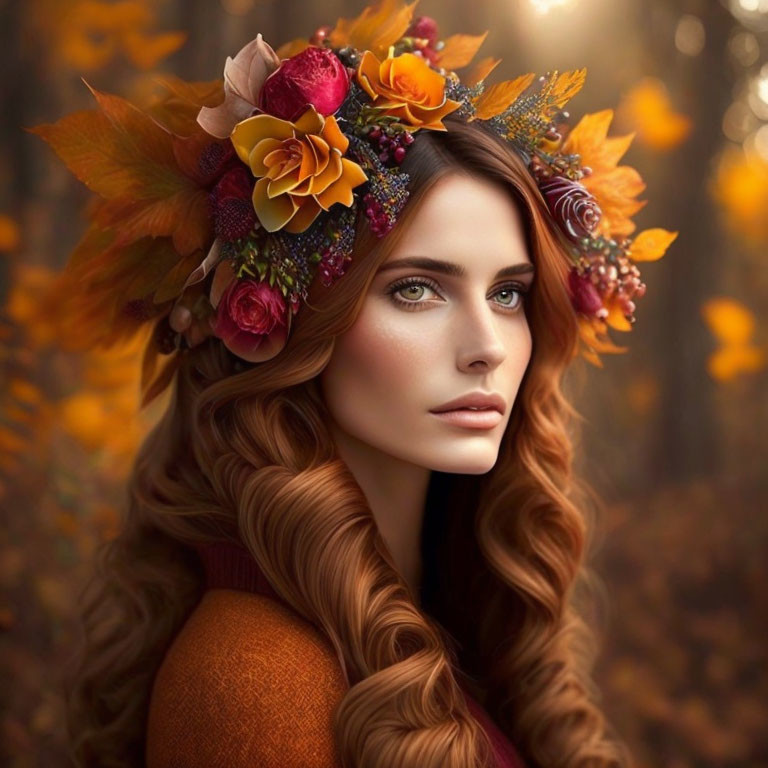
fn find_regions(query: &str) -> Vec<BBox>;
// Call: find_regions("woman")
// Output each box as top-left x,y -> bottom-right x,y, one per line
36,5 -> 673,767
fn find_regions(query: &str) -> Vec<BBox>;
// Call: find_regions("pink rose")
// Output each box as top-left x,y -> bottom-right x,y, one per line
259,47 -> 350,121
212,277 -> 290,362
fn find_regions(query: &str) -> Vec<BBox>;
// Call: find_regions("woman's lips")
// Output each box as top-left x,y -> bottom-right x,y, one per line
430,408 -> 503,430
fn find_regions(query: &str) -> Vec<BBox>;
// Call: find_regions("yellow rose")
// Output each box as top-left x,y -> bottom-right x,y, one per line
231,105 -> 368,233
356,50 -> 462,131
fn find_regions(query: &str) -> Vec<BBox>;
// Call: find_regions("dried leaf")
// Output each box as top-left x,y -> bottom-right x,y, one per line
472,73 -> 535,121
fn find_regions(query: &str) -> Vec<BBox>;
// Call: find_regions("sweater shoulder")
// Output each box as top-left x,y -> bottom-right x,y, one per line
146,589 -> 348,768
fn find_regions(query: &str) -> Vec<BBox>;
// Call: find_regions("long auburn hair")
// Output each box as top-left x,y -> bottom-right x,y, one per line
64,116 -> 632,768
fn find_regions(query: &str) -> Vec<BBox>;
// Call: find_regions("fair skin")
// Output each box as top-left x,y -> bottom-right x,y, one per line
320,172 -> 534,604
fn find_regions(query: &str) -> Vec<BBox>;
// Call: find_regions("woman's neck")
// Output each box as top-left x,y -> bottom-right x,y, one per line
329,425 -> 431,605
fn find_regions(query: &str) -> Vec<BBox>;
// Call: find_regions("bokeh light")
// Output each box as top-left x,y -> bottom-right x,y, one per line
675,14 -> 706,56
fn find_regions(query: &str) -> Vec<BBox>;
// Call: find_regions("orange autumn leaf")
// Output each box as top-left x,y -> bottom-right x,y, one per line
562,109 -> 646,237
577,314 -> 628,368
617,78 -> 692,152
550,68 -> 588,110
472,73 -> 536,120
30,83 -> 212,256
328,0 -> 419,59
462,56 -> 501,88
630,229 -> 679,262
436,32 -> 489,71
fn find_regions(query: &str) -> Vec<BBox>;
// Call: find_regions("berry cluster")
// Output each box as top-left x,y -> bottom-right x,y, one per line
365,125 -> 415,166
362,193 -> 395,237
576,238 -> 647,322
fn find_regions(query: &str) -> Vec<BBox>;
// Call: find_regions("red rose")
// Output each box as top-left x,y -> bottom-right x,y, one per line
211,166 -> 257,242
258,46 -> 350,121
213,278 -> 289,362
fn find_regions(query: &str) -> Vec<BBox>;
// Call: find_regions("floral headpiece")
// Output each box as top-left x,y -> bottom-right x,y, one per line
33,0 -> 677,405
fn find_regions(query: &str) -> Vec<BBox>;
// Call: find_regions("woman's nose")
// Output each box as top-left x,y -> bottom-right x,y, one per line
454,301 -> 508,373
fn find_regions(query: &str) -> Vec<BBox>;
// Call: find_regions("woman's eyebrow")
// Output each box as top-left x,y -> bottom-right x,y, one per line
377,256 -> 535,279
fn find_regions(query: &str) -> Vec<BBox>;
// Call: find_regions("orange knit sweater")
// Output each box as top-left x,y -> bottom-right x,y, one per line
145,542 -> 526,768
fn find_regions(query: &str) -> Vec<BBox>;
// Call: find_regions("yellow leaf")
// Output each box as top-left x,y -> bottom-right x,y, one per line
328,0 -> 419,59
472,73 -> 535,121
550,68 -> 587,109
630,229 -> 678,262
604,296 -> 633,332
462,57 -> 501,88
436,32 -> 488,71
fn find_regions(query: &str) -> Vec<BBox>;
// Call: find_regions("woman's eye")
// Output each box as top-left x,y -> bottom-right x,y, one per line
493,286 -> 526,310
388,279 -> 441,308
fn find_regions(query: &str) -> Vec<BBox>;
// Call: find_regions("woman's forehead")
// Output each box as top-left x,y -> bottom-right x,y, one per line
384,174 -> 532,270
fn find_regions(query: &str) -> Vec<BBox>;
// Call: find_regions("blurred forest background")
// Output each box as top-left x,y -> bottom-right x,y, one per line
0,0 -> 766,765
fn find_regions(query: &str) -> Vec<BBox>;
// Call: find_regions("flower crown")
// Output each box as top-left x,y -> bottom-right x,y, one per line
33,0 -> 677,406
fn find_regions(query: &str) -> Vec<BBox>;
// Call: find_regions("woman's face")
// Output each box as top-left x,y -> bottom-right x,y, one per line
320,172 -> 534,475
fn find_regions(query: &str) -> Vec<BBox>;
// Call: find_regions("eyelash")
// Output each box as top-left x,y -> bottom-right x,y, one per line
386,276 -> 530,312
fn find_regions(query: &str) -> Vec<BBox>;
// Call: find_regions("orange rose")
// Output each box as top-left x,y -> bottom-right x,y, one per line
230,105 -> 368,233
356,50 -> 462,131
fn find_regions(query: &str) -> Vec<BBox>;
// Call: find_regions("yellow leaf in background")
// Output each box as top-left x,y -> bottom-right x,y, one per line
120,30 -> 186,71
0,215 -> 20,251
436,32 -> 488,71
472,73 -> 535,121
617,78 -> 692,152
702,298 -> 756,346
329,0 -> 418,60
5,265 -> 58,348
630,229 -> 679,262
710,147 -> 768,246
701,298 -> 766,382
462,56 -> 501,88
59,392 -> 110,451
52,0 -> 186,72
